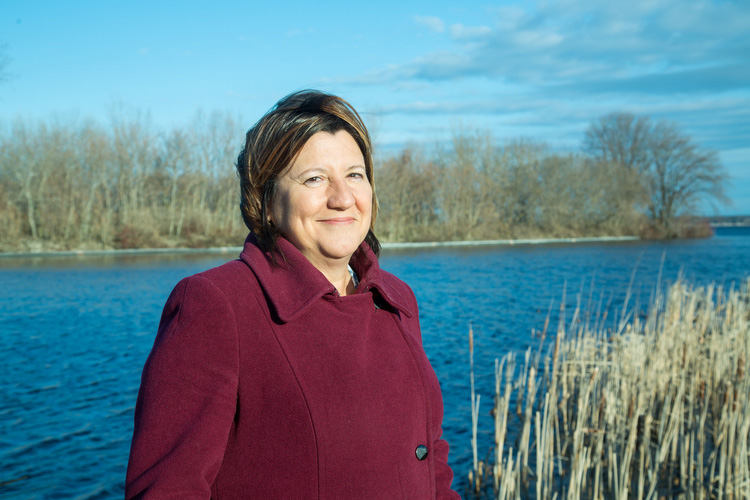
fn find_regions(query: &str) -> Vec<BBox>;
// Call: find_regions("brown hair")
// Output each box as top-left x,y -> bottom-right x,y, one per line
236,90 -> 380,258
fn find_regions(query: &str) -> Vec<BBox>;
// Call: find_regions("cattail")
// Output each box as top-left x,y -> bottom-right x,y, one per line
466,277 -> 749,499
738,353 -> 745,379
469,323 -> 473,353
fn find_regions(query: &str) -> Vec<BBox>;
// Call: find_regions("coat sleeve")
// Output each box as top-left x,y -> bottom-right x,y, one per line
125,275 -> 239,500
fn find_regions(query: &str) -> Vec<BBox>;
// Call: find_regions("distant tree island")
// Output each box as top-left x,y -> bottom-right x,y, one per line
0,111 -> 731,253
707,215 -> 750,227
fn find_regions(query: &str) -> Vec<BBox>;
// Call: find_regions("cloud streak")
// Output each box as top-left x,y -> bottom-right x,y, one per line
414,15 -> 444,34
350,0 -> 750,94
343,0 -> 750,160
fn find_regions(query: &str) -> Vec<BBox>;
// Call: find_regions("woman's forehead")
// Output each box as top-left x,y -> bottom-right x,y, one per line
286,132 -> 364,169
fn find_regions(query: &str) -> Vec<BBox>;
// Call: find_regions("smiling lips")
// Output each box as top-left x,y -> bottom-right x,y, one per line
319,217 -> 357,225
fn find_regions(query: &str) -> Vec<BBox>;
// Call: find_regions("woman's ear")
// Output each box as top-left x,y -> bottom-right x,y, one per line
263,187 -> 273,226
266,198 -> 274,225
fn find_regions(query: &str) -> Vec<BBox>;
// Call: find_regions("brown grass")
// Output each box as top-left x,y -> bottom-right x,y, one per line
468,277 -> 750,499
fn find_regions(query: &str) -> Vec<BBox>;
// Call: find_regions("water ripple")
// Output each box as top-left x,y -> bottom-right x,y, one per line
2,229 -> 749,497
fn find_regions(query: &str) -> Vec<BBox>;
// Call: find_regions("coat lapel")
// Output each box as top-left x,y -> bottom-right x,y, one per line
239,234 -> 414,323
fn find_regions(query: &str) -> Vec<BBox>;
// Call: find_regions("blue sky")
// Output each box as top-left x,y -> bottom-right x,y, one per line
2,0 -> 748,214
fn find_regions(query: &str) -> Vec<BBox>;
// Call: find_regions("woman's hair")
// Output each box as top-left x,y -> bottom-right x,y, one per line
236,89 -> 380,258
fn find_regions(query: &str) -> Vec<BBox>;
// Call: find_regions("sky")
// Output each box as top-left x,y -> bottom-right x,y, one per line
1,0 -> 748,214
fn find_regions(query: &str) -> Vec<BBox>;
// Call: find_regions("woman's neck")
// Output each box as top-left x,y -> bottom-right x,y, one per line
303,256 -> 354,297
327,267 -> 355,296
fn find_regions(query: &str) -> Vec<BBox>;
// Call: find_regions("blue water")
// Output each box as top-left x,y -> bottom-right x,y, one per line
2,227 -> 749,499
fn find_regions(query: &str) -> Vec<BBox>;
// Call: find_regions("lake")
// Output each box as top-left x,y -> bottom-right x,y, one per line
2,227 -> 749,499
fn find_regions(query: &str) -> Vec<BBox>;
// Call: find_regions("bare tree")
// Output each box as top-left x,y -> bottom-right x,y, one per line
583,113 -> 651,171
575,158 -> 644,234
497,140 -> 546,233
376,147 -> 439,241
189,110 -> 242,238
109,106 -> 157,229
4,108 -> 693,250
646,122 -> 728,231
584,113 -> 728,235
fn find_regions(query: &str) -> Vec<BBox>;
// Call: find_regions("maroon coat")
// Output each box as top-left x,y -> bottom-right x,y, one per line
125,234 -> 460,499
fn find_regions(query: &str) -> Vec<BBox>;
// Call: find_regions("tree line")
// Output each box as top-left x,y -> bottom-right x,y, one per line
0,111 -> 727,252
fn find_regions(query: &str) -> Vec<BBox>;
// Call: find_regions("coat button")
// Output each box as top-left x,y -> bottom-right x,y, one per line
415,445 -> 428,460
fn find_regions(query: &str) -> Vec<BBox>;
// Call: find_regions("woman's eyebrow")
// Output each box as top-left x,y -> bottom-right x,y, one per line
290,166 -> 326,178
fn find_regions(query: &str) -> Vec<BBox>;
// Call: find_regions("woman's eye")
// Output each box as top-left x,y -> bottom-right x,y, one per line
348,172 -> 364,180
304,176 -> 323,185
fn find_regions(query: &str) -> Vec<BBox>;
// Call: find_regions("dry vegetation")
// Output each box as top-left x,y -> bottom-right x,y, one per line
0,112 -> 724,252
0,112 -> 243,252
466,277 -> 750,499
375,135 -> 646,243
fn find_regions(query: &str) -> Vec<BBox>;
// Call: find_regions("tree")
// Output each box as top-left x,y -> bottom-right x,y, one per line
583,113 -> 651,171
584,112 -> 728,235
645,122 -> 728,230
497,140 -> 546,232
376,147 -> 439,241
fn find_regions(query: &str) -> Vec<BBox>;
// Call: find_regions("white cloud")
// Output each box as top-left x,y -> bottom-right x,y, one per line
511,29 -> 563,48
492,5 -> 526,29
352,0 -> 750,90
414,15 -> 445,34
448,23 -> 491,40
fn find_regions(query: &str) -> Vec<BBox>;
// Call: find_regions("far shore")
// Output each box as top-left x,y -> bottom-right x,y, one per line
0,236 -> 641,259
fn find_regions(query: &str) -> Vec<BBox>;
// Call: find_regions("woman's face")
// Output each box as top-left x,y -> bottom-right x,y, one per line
270,130 -> 372,270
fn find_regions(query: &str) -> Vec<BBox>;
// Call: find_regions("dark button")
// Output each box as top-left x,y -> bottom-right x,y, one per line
415,445 -> 428,460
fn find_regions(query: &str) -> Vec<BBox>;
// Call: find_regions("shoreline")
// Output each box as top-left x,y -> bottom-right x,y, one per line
0,236 -> 641,259
382,235 -> 640,249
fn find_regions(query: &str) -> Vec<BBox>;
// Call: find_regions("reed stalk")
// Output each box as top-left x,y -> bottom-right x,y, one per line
469,323 -> 484,494
469,276 -> 750,499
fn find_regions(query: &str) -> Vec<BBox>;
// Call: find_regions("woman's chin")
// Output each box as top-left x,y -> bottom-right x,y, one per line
313,240 -> 364,263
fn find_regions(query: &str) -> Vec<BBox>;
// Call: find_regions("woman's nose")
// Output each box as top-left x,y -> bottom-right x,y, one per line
327,179 -> 355,209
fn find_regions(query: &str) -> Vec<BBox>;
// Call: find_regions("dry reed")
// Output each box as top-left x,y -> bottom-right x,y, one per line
467,276 -> 750,499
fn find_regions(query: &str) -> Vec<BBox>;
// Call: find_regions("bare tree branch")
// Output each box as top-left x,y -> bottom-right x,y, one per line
584,112 -> 729,235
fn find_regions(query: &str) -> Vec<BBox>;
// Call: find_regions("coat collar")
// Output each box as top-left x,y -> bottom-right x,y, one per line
239,234 -> 413,323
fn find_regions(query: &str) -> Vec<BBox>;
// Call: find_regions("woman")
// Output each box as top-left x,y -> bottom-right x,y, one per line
125,90 -> 460,499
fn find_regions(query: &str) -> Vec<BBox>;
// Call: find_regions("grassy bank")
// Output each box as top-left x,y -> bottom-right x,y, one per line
467,277 -> 750,499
